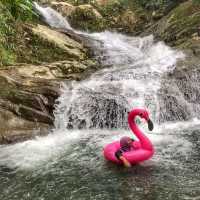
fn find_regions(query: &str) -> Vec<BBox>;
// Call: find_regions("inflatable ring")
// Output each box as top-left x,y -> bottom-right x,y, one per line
103,108 -> 154,165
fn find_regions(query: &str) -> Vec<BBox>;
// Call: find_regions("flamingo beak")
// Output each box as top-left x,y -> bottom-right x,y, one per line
147,119 -> 154,131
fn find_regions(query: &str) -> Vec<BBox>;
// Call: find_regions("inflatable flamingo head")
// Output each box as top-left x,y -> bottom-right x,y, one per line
128,108 -> 154,131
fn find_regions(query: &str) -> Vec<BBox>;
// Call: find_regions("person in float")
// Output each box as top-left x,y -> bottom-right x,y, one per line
115,136 -> 135,167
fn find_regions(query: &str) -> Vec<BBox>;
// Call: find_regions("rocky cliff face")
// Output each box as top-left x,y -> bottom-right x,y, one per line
0,16 -> 98,143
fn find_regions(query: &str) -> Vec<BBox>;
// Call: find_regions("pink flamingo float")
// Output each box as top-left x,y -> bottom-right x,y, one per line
103,108 -> 154,165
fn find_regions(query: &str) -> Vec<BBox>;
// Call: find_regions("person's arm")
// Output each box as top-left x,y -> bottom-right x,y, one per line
119,156 -> 131,168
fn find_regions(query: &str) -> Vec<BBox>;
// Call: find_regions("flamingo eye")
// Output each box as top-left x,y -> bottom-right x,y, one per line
139,113 -> 143,117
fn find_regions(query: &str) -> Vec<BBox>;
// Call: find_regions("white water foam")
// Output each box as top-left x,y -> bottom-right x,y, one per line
0,126 -> 193,170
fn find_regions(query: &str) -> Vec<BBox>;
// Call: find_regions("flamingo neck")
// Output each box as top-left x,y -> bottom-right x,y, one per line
128,115 -> 153,151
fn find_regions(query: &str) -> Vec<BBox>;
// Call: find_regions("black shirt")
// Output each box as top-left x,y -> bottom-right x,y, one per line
115,138 -> 134,160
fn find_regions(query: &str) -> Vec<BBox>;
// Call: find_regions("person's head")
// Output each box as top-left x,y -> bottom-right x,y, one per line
120,136 -> 132,148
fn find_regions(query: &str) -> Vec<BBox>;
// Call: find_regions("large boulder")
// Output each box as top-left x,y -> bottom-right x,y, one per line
30,24 -> 87,60
0,66 -> 58,144
94,0 -> 147,34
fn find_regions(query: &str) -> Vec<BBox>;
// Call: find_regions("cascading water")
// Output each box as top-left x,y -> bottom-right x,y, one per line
33,2 -> 72,30
0,3 -> 199,200
54,32 -> 183,129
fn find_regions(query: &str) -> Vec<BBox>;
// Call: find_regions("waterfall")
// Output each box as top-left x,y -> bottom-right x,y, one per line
33,2 -> 200,131
32,3 -> 190,130
33,3 -> 187,129
53,33 -> 184,129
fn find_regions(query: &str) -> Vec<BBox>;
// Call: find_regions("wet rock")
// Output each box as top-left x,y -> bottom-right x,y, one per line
0,109 -> 50,144
65,87 -> 129,129
158,87 -> 192,123
0,68 -> 58,144
158,66 -> 200,123
50,1 -> 75,17
95,0 -> 147,34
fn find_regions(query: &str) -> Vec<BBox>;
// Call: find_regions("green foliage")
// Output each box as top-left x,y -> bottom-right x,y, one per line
1,0 -> 37,21
136,0 -> 183,11
0,0 -> 39,66
0,2 -> 16,66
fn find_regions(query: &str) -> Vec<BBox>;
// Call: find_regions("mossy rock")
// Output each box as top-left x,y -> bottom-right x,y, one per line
146,1 -> 200,46
14,25 -> 73,64
94,0 -> 148,34
69,4 -> 106,32
21,24 -> 87,63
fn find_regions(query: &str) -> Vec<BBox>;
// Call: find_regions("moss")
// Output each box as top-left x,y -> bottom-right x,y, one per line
13,26 -> 72,64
